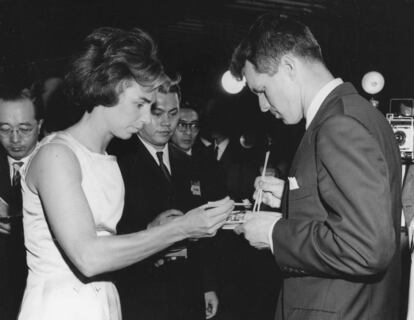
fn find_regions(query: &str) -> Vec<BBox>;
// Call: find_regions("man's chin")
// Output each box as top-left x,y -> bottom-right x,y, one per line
154,137 -> 171,146
146,138 -> 169,148
8,151 -> 26,160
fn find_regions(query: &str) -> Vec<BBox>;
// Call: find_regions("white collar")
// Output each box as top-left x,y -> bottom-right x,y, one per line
305,78 -> 343,129
7,154 -> 30,168
215,138 -> 229,161
8,151 -> 33,181
138,136 -> 171,172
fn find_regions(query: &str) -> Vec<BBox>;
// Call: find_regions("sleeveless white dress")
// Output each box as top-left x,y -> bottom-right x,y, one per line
18,132 -> 123,320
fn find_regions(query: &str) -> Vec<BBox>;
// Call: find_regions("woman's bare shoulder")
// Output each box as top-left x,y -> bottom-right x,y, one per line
27,141 -> 82,187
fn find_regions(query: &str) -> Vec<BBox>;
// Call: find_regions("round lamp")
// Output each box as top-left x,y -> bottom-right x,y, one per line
221,70 -> 245,94
361,71 -> 385,95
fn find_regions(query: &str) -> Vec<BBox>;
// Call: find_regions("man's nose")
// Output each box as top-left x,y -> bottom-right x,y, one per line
161,114 -> 172,126
258,95 -> 270,113
10,130 -> 21,142
183,126 -> 192,134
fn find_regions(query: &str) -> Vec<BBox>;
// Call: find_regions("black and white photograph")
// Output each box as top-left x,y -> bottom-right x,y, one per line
0,0 -> 414,319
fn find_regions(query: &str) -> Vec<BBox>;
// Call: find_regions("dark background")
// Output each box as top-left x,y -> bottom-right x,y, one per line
1,0 -> 413,159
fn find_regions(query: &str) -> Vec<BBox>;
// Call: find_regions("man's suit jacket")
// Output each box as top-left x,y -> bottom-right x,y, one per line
116,136 -> 209,319
211,139 -> 259,202
187,143 -> 228,203
274,83 -> 402,320
0,148 -> 27,320
0,149 -> 10,317
118,138 -> 198,232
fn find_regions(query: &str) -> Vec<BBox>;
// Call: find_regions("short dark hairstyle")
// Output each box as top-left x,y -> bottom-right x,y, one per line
180,101 -> 199,116
0,85 -> 44,121
65,27 -> 169,112
158,77 -> 182,103
230,14 -> 324,79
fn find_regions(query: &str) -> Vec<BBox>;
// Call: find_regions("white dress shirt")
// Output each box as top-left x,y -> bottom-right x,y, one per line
305,78 -> 343,129
138,136 -> 171,173
8,153 -> 33,182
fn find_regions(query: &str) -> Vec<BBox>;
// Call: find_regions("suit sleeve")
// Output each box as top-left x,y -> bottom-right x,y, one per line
273,115 -> 396,277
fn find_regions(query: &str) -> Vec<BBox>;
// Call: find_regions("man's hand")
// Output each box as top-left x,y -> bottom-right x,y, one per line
204,291 -> 219,319
253,176 -> 285,209
147,209 -> 184,229
177,197 -> 234,238
235,211 -> 282,249
0,220 -> 11,235
0,198 -> 10,235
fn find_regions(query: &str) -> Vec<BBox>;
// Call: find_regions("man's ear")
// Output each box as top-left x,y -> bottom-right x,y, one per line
280,55 -> 297,80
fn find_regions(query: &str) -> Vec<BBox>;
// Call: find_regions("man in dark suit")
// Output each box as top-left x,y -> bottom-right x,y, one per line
171,104 -> 281,320
171,104 -> 227,203
116,84 -> 220,320
205,98 -> 260,203
231,14 -> 402,320
0,86 -> 43,319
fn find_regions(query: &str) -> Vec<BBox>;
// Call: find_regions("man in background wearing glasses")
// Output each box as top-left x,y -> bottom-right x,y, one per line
171,105 -> 201,156
171,103 -> 228,205
0,85 -> 43,319
170,103 -> 225,319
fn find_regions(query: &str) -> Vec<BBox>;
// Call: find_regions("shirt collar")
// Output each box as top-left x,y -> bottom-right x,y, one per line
215,138 -> 229,161
8,147 -> 36,181
305,78 -> 343,129
7,155 -> 30,168
138,136 -> 171,172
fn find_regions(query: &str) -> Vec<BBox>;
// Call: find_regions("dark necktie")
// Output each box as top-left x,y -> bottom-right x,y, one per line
156,151 -> 172,184
214,145 -> 219,161
11,161 -> 23,215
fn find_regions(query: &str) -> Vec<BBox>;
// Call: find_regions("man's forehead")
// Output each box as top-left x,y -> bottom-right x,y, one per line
242,61 -> 262,90
155,91 -> 179,110
0,98 -> 36,117
179,109 -> 198,121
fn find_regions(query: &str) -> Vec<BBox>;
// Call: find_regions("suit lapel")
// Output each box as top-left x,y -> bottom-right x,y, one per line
289,82 -> 357,175
135,137 -> 171,185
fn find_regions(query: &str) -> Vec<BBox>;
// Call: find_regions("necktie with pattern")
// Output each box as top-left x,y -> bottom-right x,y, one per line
11,161 -> 24,215
156,151 -> 172,184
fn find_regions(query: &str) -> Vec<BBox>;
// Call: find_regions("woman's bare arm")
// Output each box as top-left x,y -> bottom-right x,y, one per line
26,143 -> 233,277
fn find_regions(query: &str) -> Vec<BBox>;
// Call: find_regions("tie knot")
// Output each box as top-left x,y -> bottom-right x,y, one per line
13,161 -> 23,171
12,161 -> 23,187
156,151 -> 164,164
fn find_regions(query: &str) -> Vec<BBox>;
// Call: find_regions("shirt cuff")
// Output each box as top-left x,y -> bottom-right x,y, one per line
268,217 -> 281,253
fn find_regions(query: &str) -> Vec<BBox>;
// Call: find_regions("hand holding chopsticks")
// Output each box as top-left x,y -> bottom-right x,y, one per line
252,151 -> 270,213
252,160 -> 285,210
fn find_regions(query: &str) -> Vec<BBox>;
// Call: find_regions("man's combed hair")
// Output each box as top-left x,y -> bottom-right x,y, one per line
65,27 -> 170,112
0,85 -> 44,121
158,75 -> 182,102
230,13 -> 324,79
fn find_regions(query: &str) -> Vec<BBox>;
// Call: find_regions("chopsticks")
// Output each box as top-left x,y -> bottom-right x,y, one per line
252,151 -> 270,213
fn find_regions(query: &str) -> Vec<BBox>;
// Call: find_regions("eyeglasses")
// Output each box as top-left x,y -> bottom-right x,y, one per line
0,126 -> 35,137
176,121 -> 200,133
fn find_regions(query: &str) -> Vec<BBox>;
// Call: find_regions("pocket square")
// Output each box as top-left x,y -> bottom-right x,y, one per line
288,177 -> 299,190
